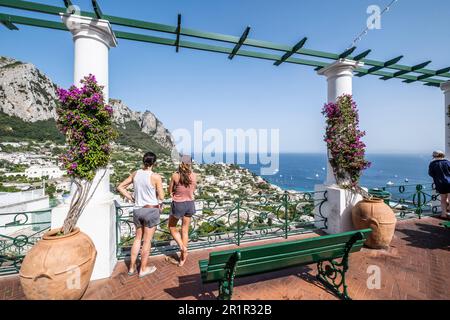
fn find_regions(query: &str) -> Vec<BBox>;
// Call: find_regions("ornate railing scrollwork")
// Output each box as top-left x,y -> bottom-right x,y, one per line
116,190 -> 328,259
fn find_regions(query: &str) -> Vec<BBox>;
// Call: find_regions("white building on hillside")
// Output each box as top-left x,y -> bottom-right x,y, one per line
25,166 -> 66,179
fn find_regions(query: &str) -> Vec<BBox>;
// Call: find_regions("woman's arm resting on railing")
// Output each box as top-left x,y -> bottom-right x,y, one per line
117,172 -> 136,203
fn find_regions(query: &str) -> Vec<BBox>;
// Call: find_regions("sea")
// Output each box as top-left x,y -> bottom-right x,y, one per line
199,153 -> 434,192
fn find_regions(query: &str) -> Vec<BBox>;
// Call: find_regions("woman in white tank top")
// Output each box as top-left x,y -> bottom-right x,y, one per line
117,152 -> 164,278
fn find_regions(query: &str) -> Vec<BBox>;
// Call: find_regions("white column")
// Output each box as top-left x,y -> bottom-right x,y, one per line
51,14 -> 118,280
61,13 -> 117,101
314,59 -> 364,234
441,81 -> 450,158
317,59 -> 364,185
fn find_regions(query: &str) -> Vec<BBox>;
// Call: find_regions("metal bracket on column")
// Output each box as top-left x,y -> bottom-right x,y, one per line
91,0 -> 102,19
228,26 -> 250,60
274,37 -> 307,66
175,14 -> 181,52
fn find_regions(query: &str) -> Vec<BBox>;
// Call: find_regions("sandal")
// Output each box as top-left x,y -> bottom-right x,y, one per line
165,255 -> 180,265
139,266 -> 157,278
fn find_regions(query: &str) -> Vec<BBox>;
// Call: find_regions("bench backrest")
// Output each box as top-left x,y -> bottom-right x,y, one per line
202,229 -> 372,282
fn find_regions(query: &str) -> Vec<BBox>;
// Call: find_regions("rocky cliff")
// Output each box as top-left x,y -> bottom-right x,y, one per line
0,57 -> 58,122
109,99 -> 174,151
0,56 -> 175,151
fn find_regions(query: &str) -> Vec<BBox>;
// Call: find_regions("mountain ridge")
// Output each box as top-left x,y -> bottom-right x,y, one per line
0,56 -> 174,153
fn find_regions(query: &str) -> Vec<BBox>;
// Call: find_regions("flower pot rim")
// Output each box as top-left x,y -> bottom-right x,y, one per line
362,198 -> 384,203
43,227 -> 80,240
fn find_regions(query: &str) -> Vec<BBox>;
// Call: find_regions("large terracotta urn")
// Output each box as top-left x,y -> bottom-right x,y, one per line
19,228 -> 96,300
352,198 -> 397,249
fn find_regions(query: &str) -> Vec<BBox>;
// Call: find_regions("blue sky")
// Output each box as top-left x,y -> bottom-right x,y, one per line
1,0 -> 449,153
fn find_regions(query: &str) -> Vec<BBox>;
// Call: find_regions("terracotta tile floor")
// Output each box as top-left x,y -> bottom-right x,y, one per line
1,216 -> 449,300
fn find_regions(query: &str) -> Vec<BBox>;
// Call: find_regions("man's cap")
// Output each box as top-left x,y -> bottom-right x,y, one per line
432,150 -> 445,158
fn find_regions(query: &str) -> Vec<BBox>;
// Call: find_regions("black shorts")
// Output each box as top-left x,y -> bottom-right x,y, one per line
170,201 -> 196,219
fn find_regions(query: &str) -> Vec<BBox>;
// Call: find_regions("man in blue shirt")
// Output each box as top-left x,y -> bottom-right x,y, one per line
428,150 -> 450,219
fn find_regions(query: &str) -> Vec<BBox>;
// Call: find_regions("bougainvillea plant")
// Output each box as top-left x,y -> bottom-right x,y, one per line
322,94 -> 371,189
56,74 -> 117,234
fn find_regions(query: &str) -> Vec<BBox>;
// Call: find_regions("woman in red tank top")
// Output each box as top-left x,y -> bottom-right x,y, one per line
167,155 -> 197,267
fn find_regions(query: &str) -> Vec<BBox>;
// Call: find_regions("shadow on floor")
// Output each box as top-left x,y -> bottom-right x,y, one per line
163,264 -> 337,300
396,220 -> 450,250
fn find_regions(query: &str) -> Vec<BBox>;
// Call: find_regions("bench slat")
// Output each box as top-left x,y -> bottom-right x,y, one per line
206,229 -> 371,266
201,240 -> 365,282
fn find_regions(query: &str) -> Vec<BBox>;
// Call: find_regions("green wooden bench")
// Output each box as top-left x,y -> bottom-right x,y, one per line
440,221 -> 450,228
199,228 -> 372,300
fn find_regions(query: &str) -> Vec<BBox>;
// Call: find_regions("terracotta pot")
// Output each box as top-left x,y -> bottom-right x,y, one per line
352,198 -> 397,249
19,228 -> 96,300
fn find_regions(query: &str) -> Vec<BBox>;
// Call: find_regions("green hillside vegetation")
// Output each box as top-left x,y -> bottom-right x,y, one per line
115,121 -> 170,155
0,111 -> 65,143
0,112 -> 170,155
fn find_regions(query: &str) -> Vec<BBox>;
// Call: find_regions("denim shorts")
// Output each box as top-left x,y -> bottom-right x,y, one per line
133,208 -> 160,228
170,201 -> 196,219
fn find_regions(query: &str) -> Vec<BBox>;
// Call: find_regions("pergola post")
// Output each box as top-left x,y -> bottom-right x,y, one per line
314,59 -> 364,234
441,81 -> 450,158
51,14 -> 118,280
318,59 -> 364,185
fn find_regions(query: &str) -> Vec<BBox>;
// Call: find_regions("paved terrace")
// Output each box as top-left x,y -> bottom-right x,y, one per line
1,217 -> 449,300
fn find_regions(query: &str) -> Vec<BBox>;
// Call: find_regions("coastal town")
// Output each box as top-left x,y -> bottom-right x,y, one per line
0,140 -> 286,201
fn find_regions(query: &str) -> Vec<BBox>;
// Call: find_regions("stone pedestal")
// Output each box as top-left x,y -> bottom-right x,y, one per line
314,184 -> 363,234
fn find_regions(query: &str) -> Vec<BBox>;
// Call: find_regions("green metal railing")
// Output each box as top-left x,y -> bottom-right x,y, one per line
115,190 -> 328,259
372,183 -> 439,219
0,209 -> 51,275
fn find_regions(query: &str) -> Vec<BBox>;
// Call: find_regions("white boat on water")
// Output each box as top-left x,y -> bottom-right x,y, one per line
386,181 -> 394,186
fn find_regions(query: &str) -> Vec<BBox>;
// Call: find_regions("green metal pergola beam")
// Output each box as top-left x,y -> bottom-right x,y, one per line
0,12 -> 66,31
0,0 -> 448,85
339,46 -> 357,59
353,50 -> 371,61
380,61 -> 432,80
228,26 -> 250,60
0,12 -> 445,87
62,0 -> 72,9
274,37 -> 307,66
175,13 -> 181,53
0,14 -> 17,30
91,0 -> 102,19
